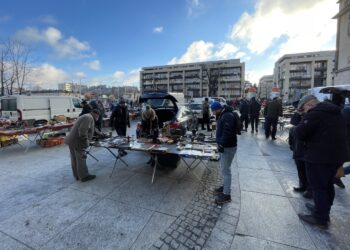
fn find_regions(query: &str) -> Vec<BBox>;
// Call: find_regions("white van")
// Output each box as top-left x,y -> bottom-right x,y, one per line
0,95 -> 83,124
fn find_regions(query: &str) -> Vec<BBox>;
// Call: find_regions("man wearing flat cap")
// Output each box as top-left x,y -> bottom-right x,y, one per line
65,109 -> 100,182
295,95 -> 348,228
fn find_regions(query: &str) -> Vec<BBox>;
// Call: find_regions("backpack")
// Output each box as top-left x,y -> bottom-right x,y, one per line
233,111 -> 241,135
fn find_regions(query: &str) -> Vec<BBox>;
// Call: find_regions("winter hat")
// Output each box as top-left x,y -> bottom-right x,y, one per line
142,106 -> 156,121
210,101 -> 222,111
297,95 -> 317,110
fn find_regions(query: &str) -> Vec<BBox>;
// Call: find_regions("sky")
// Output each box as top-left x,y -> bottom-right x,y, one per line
0,0 -> 338,89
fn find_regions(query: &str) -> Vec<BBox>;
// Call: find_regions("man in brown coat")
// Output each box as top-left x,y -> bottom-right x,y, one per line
65,109 -> 100,182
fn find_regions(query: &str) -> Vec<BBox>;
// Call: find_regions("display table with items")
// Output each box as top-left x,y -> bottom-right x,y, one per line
88,132 -> 220,184
0,122 -> 74,151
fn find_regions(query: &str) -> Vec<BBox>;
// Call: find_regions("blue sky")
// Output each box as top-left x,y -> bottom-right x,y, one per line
0,0 -> 338,89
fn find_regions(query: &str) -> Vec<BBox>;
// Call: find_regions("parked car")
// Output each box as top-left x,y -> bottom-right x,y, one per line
138,91 -> 195,135
137,91 -> 195,168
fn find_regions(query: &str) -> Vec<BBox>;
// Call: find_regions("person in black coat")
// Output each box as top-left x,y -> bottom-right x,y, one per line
295,95 -> 348,228
79,100 -> 92,116
249,97 -> 261,133
239,98 -> 249,131
110,100 -> 130,136
289,112 -> 311,198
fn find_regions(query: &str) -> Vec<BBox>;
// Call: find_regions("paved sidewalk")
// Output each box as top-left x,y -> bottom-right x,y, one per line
1,126 -> 349,250
205,131 -> 350,250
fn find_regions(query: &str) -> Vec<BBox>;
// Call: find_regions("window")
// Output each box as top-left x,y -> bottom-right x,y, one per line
1,98 -> 17,111
72,98 -> 82,108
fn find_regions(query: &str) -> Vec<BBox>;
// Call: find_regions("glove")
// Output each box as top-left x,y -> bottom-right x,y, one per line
218,145 -> 224,153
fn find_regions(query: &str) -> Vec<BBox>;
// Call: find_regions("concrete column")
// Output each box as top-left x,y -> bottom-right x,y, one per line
311,61 -> 315,88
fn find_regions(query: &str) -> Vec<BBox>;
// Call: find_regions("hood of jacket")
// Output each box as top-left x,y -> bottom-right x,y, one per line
309,101 -> 341,115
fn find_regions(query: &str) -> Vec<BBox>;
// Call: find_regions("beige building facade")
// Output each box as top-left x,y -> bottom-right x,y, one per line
140,59 -> 245,100
258,75 -> 274,99
273,51 -> 335,102
334,0 -> 350,84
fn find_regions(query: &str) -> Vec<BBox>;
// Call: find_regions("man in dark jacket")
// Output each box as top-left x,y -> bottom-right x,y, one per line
211,101 -> 237,205
295,95 -> 348,229
289,111 -> 311,198
239,98 -> 249,131
264,97 -> 283,140
110,100 -> 130,136
249,97 -> 261,133
201,97 -> 211,131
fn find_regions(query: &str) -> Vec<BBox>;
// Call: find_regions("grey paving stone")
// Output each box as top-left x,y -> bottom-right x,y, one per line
238,168 -> 285,196
130,212 -> 175,250
237,154 -> 270,170
170,239 -> 179,249
107,173 -> 175,211
40,199 -> 153,250
70,167 -> 135,197
0,188 -> 99,249
0,231 -> 31,250
0,173 -> 64,223
236,191 -> 316,249
231,235 -> 303,250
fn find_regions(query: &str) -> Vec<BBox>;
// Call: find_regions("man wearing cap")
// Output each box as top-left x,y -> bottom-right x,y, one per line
110,99 -> 130,136
65,109 -> 100,182
211,101 -> 238,205
295,95 -> 348,228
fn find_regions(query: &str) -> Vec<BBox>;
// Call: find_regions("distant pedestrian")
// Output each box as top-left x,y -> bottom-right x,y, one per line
264,97 -> 282,140
295,95 -> 349,229
65,109 -> 100,182
239,98 -> 249,131
210,101 -> 238,205
110,99 -> 130,136
201,97 -> 211,131
249,97 -> 261,133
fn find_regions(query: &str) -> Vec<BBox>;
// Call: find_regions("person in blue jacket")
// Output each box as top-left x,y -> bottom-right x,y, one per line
211,101 -> 238,205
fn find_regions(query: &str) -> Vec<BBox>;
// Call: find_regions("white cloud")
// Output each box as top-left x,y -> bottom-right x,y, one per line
214,43 -> 239,59
113,70 -> 125,81
168,41 -> 242,64
230,0 -> 337,56
85,60 -> 101,71
169,40 -> 214,64
37,15 -> 57,25
27,63 -> 68,89
75,71 -> 86,79
15,26 -> 93,58
111,69 -> 140,86
153,26 -> 164,33
187,0 -> 203,17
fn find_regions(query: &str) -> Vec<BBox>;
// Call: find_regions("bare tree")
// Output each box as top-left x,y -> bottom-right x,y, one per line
0,39 -> 32,96
201,64 -> 219,97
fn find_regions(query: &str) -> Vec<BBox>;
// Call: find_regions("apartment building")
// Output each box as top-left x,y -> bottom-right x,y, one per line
334,0 -> 350,84
258,75 -> 274,99
140,59 -> 245,100
273,51 -> 335,102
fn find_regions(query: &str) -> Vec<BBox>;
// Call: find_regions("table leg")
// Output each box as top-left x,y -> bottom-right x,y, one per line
151,154 -> 158,184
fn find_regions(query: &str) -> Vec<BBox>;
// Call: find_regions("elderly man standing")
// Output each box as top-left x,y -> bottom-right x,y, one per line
65,109 -> 100,182
295,95 -> 348,228
211,101 -> 238,205
264,97 -> 283,140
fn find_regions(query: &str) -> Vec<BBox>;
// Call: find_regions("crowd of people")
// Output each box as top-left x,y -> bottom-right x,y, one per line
63,92 -> 350,230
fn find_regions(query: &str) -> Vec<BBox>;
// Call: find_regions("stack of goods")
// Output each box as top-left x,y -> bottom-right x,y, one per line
0,135 -> 18,147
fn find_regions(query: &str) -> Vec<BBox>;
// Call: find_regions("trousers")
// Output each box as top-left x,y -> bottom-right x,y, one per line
305,162 -> 338,222
265,117 -> 278,138
220,147 -> 237,195
250,115 -> 259,131
68,145 -> 89,180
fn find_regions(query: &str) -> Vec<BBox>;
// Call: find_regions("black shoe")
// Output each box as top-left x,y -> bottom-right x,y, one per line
256,129 -> 258,133
265,135 -> 269,139
334,178 -> 345,189
272,137 -> 277,140
215,193 -> 231,204
303,190 -> 313,199
214,186 -> 224,194
81,175 -> 96,182
305,203 -> 315,213
75,177 -> 79,181
298,213 -> 328,229
251,130 -> 254,133
293,186 -> 306,193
